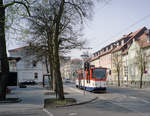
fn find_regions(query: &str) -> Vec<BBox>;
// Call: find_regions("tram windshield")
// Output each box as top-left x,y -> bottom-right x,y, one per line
94,68 -> 106,79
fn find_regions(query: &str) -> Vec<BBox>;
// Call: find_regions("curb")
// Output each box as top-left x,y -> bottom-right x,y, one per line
56,97 -> 98,107
0,98 -> 22,103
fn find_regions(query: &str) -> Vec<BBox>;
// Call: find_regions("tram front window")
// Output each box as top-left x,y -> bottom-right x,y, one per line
94,68 -> 106,79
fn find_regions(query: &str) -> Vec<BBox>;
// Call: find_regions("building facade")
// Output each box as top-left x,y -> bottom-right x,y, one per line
60,58 -> 82,81
90,27 -> 150,86
128,29 -> 150,87
8,46 -> 47,83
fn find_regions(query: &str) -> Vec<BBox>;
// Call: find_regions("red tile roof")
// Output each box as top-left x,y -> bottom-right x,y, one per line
112,26 -> 147,53
91,26 -> 148,60
137,32 -> 150,48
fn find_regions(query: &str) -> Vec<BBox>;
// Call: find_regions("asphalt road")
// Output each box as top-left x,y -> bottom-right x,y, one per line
47,83 -> 150,116
1,83 -> 150,116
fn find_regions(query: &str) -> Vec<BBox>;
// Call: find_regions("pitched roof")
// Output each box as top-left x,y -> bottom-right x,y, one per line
8,57 -> 21,61
137,31 -> 150,48
91,27 -> 148,60
8,46 -> 27,52
112,26 -> 147,53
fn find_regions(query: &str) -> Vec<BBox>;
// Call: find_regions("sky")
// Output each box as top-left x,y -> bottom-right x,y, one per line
7,0 -> 150,58
69,0 -> 150,59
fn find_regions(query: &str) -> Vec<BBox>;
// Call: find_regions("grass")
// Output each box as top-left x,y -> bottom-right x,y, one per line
44,98 -> 76,108
44,91 -> 69,95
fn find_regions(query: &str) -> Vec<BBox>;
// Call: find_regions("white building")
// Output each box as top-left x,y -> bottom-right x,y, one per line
8,46 -> 47,83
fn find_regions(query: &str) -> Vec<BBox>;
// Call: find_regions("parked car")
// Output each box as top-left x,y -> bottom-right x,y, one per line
20,80 -> 37,85
19,83 -> 27,88
64,78 -> 71,83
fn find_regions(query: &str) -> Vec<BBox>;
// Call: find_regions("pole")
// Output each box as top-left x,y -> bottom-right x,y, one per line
81,54 -> 89,96
84,69 -> 85,95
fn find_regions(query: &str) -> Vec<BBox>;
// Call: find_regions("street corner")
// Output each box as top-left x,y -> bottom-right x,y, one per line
0,97 -> 22,104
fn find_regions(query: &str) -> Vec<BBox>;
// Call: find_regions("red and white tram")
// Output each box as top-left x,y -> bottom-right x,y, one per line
76,66 -> 107,92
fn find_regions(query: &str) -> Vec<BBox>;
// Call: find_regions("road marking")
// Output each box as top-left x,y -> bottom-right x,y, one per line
141,99 -> 150,104
69,113 -> 78,116
129,96 -> 137,99
43,108 -> 54,116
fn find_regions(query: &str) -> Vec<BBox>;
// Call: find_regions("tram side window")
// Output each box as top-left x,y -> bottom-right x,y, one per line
88,70 -> 90,83
91,69 -> 94,78
81,72 -> 83,79
86,71 -> 88,83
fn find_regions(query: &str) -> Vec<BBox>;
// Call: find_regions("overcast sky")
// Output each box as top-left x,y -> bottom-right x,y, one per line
69,0 -> 150,59
8,0 -> 150,58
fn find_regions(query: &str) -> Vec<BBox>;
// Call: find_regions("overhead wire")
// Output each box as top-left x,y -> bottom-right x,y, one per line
94,13 -> 150,50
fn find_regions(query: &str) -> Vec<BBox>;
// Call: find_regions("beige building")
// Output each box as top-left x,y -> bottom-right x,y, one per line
60,58 -> 82,81
90,27 -> 149,86
128,29 -> 150,87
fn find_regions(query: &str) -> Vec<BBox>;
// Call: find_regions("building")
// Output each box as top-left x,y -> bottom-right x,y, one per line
90,29 -> 135,82
127,29 -> 150,87
60,58 -> 82,81
0,57 -> 20,72
90,27 -> 149,85
8,46 -> 47,83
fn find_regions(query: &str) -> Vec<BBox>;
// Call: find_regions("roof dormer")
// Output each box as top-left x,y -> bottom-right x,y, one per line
145,30 -> 150,42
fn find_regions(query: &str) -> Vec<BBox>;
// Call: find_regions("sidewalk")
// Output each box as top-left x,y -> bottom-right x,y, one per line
44,85 -> 98,116
108,84 -> 150,92
0,85 -> 49,116
44,84 -> 97,106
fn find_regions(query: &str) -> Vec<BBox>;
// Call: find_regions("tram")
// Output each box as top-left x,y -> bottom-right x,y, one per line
76,65 -> 107,92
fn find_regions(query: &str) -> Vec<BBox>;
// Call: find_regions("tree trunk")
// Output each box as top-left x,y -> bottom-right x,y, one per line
45,56 -> 49,74
47,34 -> 55,91
140,73 -> 143,88
0,0 -> 9,101
48,56 -> 55,91
53,45 -> 64,100
52,0 -> 65,100
117,69 -> 120,87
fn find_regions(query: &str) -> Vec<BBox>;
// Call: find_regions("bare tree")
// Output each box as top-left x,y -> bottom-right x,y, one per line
112,52 -> 122,87
26,0 -> 95,100
0,0 -> 30,101
135,47 -> 147,88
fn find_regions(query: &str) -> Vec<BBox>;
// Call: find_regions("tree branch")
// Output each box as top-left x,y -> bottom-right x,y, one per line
4,0 -> 30,16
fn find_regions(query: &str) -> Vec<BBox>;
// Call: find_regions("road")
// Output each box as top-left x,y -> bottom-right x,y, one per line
1,83 -> 150,116
48,83 -> 150,116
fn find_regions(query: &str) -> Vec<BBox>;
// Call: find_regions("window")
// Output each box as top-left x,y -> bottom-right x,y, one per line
104,48 -> 106,52
94,68 -> 106,79
147,34 -> 150,42
119,41 -> 121,46
24,60 -> 30,68
124,66 -> 128,77
130,65 -> 135,76
91,69 -> 94,78
32,60 -> 37,67
34,72 -> 38,79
